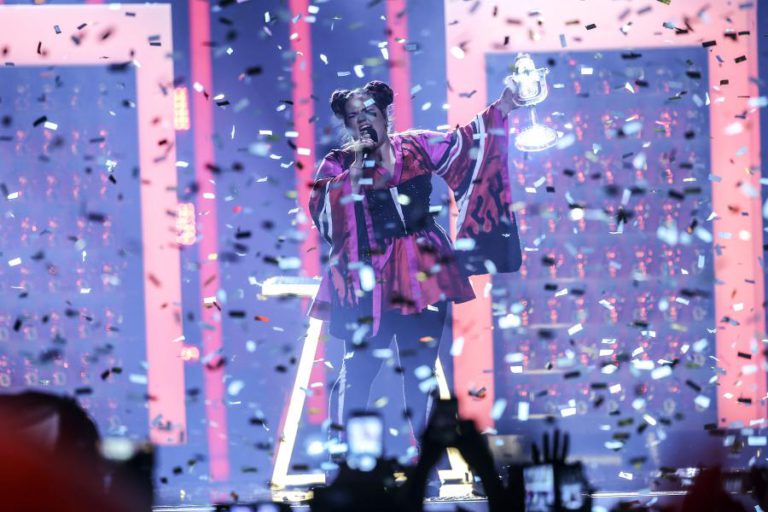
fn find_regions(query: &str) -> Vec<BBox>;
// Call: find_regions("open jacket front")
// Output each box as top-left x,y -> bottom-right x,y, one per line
308,100 -> 522,340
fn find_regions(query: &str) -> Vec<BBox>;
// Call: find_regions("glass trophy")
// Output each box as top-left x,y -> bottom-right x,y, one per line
504,53 -> 559,152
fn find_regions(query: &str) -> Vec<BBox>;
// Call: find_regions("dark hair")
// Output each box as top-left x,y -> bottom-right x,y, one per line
330,80 -> 394,123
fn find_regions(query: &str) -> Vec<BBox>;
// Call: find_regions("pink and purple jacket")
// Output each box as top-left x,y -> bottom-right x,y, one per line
307,99 -> 522,340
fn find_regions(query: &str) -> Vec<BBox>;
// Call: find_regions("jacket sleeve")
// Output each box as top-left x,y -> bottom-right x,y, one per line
412,100 -> 522,275
308,150 -> 349,245
415,100 -> 508,227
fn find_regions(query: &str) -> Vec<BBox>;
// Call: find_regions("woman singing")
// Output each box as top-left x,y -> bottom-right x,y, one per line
308,80 -> 522,460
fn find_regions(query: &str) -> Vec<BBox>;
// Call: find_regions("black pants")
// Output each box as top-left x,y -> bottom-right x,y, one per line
331,301 -> 449,459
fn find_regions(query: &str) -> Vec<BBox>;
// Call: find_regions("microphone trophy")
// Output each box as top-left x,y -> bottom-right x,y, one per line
504,53 -> 559,152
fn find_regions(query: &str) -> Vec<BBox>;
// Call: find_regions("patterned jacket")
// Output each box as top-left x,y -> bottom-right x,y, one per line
307,100 -> 521,340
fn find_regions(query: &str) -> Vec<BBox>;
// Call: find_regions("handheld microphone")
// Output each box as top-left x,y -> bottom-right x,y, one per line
361,126 -> 378,165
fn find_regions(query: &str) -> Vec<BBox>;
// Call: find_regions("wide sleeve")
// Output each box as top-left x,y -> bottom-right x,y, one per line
306,150 -> 350,322
416,99 -> 507,212
412,100 -> 522,275
308,150 -> 349,245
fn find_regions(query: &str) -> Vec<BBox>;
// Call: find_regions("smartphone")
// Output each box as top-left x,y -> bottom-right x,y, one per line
558,462 -> 589,511
214,503 -> 290,512
523,464 -> 556,512
346,412 -> 383,471
722,469 -> 754,494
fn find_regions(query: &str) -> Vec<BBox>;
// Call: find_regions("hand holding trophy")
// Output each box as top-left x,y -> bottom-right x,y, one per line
504,53 -> 559,152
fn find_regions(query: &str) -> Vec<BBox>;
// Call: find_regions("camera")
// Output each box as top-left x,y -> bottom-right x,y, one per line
558,462 -> 589,511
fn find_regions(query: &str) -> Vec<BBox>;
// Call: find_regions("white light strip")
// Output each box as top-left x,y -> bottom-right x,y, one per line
271,317 -> 325,489
435,358 -> 472,484
266,277 -> 470,491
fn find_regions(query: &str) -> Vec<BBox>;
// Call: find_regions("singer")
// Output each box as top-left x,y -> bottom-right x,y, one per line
308,80 -> 522,460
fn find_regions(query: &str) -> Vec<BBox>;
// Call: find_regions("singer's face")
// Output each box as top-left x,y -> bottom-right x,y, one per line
343,94 -> 386,147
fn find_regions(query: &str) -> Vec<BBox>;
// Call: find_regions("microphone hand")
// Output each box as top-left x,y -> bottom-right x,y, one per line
356,128 -> 376,162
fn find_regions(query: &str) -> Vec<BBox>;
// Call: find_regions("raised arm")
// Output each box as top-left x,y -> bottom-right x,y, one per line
415,93 -> 515,194
409,90 -> 523,276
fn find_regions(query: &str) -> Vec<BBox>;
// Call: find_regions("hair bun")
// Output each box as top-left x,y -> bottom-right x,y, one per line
329,81 -> 394,121
330,88 -> 351,119
364,80 -> 394,108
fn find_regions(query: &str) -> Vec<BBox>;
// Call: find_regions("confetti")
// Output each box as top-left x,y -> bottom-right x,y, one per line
450,46 -> 465,59
517,402 -> 530,421
567,323 -> 583,336
0,5 -> 758,502
491,399 -> 507,420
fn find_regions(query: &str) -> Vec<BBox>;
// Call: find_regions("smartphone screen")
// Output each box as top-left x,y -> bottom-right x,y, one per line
215,504 -> 286,512
524,464 -> 556,512
558,463 -> 587,510
722,470 -> 752,494
346,413 -> 383,471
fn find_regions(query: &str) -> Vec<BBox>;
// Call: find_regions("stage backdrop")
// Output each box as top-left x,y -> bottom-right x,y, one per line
490,47 -> 722,491
0,0 -> 765,506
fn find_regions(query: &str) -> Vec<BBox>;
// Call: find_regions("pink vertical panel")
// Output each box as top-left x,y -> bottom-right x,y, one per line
287,0 -> 326,426
709,9 -> 765,426
385,0 -> 413,133
189,0 -> 230,480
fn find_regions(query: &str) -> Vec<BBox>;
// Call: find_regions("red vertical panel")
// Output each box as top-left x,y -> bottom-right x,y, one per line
189,0 -> 229,481
388,0 -> 494,428
287,0 -> 326,426
385,0 -> 413,132
711,8 -> 766,426
439,1 -> 493,429
386,0 -> 496,427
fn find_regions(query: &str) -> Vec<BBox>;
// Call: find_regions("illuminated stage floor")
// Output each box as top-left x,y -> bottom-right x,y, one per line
154,490 -> 691,511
